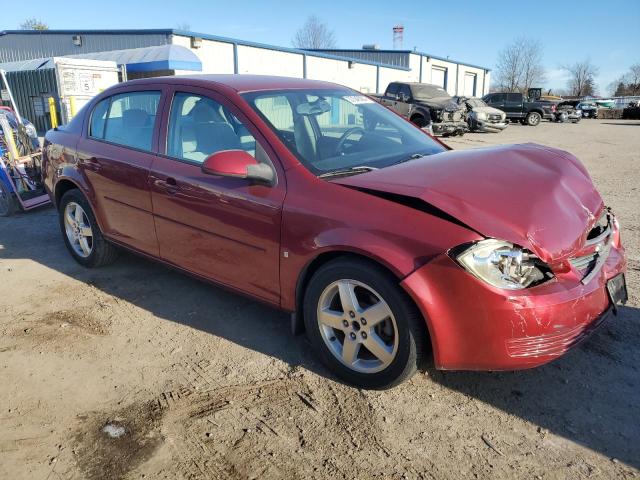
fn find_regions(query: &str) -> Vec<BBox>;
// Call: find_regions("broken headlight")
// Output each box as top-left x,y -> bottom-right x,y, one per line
454,239 -> 552,290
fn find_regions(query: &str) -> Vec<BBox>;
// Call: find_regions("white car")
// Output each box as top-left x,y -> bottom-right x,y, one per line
455,97 -> 508,133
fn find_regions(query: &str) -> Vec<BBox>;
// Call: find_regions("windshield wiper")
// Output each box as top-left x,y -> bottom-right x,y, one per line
318,165 -> 378,179
395,153 -> 427,164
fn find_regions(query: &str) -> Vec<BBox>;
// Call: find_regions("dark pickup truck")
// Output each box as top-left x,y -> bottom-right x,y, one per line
372,82 -> 467,136
482,92 -> 555,126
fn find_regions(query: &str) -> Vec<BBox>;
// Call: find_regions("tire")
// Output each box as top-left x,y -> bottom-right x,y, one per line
0,180 -> 16,217
410,115 -> 428,129
303,257 -> 427,389
525,112 -> 542,126
58,188 -> 119,268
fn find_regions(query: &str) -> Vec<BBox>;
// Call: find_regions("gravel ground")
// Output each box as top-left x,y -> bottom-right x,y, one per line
1,119 -> 638,480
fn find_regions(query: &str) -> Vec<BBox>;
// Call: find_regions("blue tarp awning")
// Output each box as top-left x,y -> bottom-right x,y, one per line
0,45 -> 202,74
68,44 -> 202,72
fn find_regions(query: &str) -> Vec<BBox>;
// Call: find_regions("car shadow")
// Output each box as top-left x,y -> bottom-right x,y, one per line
426,303 -> 640,467
1,207 -> 639,468
600,122 -> 640,126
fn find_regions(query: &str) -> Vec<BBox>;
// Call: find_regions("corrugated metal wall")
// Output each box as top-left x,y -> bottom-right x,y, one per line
0,32 -> 170,63
5,68 -> 58,133
312,50 -> 411,68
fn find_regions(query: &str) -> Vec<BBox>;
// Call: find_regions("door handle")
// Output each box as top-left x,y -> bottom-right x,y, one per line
155,177 -> 179,194
84,158 -> 101,172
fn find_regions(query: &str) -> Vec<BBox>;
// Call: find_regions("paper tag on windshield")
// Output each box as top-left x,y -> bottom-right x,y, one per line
344,95 -> 374,105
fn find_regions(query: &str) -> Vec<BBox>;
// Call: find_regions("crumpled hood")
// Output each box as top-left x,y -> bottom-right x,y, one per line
333,143 -> 603,263
415,97 -> 461,111
472,106 -> 505,116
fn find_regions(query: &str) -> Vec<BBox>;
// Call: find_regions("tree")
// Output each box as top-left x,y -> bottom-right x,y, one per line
19,18 -> 48,30
175,22 -> 191,31
563,59 -> 599,96
609,63 -> 640,96
494,37 -> 546,93
292,15 -> 336,49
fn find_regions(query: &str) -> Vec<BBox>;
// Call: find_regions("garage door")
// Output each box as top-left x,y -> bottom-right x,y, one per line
464,73 -> 477,97
431,67 -> 447,89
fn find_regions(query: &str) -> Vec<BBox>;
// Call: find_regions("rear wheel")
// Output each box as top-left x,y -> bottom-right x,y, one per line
525,112 -> 542,126
303,258 -> 427,389
0,180 -> 16,217
59,189 -> 119,267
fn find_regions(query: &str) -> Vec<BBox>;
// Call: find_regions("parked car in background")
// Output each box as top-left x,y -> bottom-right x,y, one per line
43,75 -> 627,389
453,96 -> 508,132
372,82 -> 467,136
577,101 -> 598,118
555,101 -> 582,123
482,92 -> 555,126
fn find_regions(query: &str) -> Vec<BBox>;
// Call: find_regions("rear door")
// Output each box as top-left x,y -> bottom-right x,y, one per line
148,86 -> 286,304
76,86 -> 166,255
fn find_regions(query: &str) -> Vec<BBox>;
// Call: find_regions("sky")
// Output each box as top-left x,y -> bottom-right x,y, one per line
4,0 -> 639,95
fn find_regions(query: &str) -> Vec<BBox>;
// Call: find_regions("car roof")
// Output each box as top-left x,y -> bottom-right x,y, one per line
118,74 -> 348,93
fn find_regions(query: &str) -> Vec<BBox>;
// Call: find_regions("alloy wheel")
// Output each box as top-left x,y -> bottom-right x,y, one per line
63,202 -> 93,258
316,279 -> 398,374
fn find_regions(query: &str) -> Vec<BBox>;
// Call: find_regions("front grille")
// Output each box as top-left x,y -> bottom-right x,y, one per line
569,252 -> 598,273
488,114 -> 502,122
568,211 -> 613,284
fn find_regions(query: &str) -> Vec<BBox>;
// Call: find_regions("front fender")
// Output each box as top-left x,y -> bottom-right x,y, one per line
281,225 -> 437,312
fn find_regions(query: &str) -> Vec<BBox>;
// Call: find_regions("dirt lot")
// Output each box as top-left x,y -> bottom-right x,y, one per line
1,119 -> 639,480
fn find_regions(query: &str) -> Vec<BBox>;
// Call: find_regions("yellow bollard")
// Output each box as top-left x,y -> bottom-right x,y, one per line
48,97 -> 58,129
69,96 -> 76,118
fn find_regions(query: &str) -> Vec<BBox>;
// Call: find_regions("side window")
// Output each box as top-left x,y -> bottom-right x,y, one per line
167,92 -> 259,164
385,83 -> 399,97
89,98 -> 109,139
102,91 -> 161,151
491,94 -> 505,103
398,84 -> 411,99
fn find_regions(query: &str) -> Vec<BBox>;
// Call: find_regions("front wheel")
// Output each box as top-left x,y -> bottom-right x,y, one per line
525,112 -> 542,126
410,115 -> 429,129
303,258 -> 427,389
59,189 -> 119,267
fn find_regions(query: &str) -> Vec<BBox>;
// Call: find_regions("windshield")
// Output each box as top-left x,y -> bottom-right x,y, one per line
242,89 -> 445,175
466,98 -> 487,108
410,84 -> 451,101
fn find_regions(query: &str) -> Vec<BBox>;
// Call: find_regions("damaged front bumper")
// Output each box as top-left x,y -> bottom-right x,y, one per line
400,232 -> 627,371
432,121 -> 467,136
475,120 -> 509,132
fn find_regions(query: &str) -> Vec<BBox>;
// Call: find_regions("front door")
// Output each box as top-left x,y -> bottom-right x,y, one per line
149,89 -> 285,304
76,88 -> 164,255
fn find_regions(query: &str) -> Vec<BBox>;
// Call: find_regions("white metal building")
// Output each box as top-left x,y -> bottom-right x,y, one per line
0,29 -> 490,97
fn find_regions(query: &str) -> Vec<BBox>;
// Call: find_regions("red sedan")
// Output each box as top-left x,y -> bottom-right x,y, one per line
42,75 -> 627,389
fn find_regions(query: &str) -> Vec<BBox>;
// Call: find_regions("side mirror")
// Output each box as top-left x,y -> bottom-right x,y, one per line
201,150 -> 274,184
